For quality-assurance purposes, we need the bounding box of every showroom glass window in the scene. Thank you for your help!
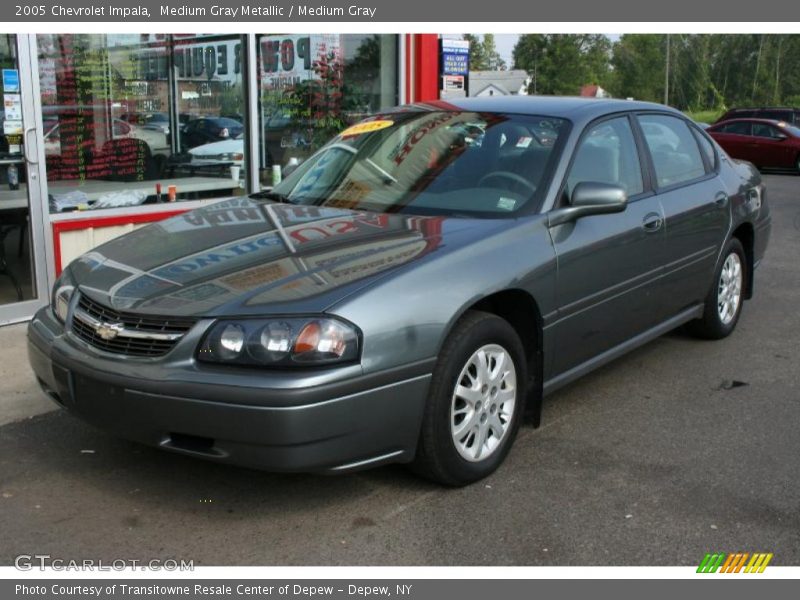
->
[638,114,706,188]
[36,34,246,212]
[256,34,398,186]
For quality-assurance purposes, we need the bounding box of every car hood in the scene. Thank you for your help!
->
[67,197,490,317]
[189,139,244,156]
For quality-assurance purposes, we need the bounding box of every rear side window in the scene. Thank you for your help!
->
[639,114,706,188]
[566,116,644,198]
[719,121,752,135]
[693,130,717,171]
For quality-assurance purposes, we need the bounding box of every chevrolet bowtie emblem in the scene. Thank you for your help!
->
[94,321,124,341]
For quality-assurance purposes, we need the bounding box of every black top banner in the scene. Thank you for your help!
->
[2,0,799,22]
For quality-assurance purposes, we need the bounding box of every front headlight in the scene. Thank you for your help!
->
[51,272,75,323]
[219,152,244,162]
[197,317,360,367]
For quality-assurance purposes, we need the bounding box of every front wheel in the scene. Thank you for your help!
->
[411,311,526,486]
[686,238,746,339]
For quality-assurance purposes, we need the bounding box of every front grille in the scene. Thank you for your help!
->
[70,294,196,357]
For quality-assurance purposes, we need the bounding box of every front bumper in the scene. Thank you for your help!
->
[27,307,431,473]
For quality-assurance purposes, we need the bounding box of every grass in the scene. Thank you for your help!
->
[683,109,725,124]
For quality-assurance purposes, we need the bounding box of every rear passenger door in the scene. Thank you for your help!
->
[548,115,668,377]
[636,113,729,314]
[717,121,754,162]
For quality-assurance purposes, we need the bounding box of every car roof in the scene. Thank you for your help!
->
[402,96,682,122]
[724,106,798,112]
[712,118,789,126]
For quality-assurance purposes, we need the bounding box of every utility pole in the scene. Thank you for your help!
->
[664,34,670,105]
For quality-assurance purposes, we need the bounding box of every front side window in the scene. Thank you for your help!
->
[752,122,782,139]
[267,111,569,217]
[639,114,706,188]
[566,116,643,198]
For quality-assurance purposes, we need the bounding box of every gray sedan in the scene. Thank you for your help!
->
[28,97,771,486]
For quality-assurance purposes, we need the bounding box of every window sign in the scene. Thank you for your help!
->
[441,39,469,76]
[2,68,20,92]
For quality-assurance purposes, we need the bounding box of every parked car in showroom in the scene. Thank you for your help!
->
[43,118,169,159]
[187,134,244,170]
[28,97,771,486]
[42,116,170,180]
[180,116,244,150]
[707,118,800,172]
[120,112,171,135]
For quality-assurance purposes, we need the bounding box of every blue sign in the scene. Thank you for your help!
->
[2,69,20,93]
[441,41,470,76]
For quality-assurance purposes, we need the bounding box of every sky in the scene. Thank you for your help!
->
[494,34,519,68]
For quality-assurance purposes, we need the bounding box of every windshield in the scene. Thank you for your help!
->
[266,111,569,217]
[781,123,800,137]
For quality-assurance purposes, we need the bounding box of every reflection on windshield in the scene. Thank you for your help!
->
[267,111,568,217]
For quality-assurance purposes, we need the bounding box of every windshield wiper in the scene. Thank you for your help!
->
[249,190,294,204]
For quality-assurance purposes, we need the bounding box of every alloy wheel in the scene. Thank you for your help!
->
[717,252,743,325]
[450,344,517,462]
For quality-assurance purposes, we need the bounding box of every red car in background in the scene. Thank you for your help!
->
[707,118,800,172]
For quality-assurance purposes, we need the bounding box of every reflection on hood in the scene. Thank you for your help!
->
[68,197,477,317]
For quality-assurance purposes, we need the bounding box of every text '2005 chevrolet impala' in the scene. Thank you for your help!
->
[28,97,771,486]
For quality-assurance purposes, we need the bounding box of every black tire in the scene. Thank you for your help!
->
[686,237,747,340]
[411,310,527,486]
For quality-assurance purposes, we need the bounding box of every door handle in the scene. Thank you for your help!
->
[642,212,663,232]
[714,193,729,208]
[23,126,38,165]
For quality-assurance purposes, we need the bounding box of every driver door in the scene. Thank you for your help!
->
[547,115,668,378]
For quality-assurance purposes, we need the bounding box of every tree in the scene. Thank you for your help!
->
[511,33,800,111]
[464,34,505,71]
[513,34,611,95]
[610,34,666,101]
[463,34,488,71]
[481,34,506,71]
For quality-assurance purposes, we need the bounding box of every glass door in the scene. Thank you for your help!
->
[0,34,48,325]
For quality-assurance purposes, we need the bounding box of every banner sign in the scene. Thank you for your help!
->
[441,39,470,76]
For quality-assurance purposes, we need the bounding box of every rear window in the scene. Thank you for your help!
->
[639,114,706,188]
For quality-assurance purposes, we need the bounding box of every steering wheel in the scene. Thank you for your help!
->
[477,171,537,194]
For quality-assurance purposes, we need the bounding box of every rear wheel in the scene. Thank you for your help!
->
[411,311,526,486]
[686,238,746,339]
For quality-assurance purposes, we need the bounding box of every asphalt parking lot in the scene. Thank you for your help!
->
[1,174,798,567]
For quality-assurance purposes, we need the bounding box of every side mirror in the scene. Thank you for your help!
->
[548,182,628,227]
[774,133,788,141]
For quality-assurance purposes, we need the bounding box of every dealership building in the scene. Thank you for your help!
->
[0,33,441,324]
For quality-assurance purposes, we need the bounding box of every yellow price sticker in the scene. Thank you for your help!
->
[340,120,394,137]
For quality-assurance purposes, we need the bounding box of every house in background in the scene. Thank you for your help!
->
[468,70,531,97]
[579,84,610,98]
